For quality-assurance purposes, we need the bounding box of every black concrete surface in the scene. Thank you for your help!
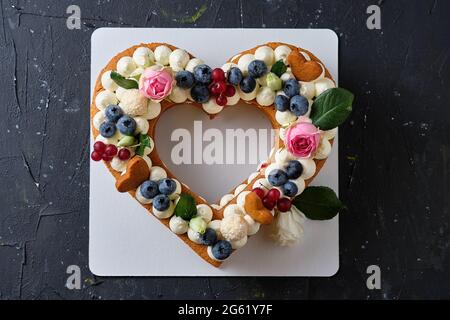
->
[0,0,449,299]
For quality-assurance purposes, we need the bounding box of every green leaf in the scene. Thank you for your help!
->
[310,87,354,131]
[271,60,287,77]
[175,193,197,221]
[293,186,346,220]
[110,71,139,89]
[135,134,151,156]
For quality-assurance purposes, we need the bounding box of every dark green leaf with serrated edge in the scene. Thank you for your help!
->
[271,60,288,77]
[310,87,354,131]
[135,134,151,156]
[110,71,139,89]
[293,186,346,220]
[175,193,197,221]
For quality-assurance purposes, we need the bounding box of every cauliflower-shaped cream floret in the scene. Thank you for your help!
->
[119,89,148,116]
[220,214,248,242]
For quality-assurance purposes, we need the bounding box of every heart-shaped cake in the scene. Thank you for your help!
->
[91,42,353,268]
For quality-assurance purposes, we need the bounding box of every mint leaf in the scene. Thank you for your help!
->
[110,71,139,89]
[293,186,346,220]
[135,134,151,156]
[175,193,197,221]
[310,87,354,131]
[271,60,287,77]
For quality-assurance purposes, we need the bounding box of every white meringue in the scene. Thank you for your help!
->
[299,158,316,180]
[256,86,275,107]
[154,45,172,66]
[203,98,223,115]
[275,110,297,126]
[255,46,275,66]
[315,77,336,96]
[169,216,189,235]
[237,54,255,74]
[220,194,235,207]
[149,166,167,181]
[144,100,162,120]
[101,70,119,92]
[274,45,292,62]
[300,81,316,100]
[134,116,150,135]
[185,58,204,73]
[169,86,189,103]
[93,111,106,130]
[314,137,332,160]
[133,47,154,68]
[169,49,190,72]
[153,201,175,219]
[95,90,118,110]
[117,56,137,77]
[196,204,213,223]
[230,236,248,249]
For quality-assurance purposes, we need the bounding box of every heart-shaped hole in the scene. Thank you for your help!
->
[155,103,274,203]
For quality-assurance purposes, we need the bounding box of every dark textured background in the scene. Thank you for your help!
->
[0,0,449,300]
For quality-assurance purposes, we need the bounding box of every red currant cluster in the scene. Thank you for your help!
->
[91,141,131,162]
[252,187,292,212]
[209,68,236,106]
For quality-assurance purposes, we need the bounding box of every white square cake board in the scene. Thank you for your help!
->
[89,28,339,276]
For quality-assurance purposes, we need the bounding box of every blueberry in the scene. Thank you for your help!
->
[268,169,289,187]
[158,178,177,195]
[99,121,116,138]
[175,71,195,89]
[290,95,309,116]
[153,194,171,212]
[117,115,137,136]
[227,67,243,86]
[140,180,159,199]
[193,64,213,85]
[211,240,233,260]
[240,76,256,93]
[105,105,124,123]
[248,60,268,78]
[191,84,210,103]
[286,160,303,179]
[274,95,290,112]
[200,228,217,246]
[282,182,299,197]
[283,79,300,98]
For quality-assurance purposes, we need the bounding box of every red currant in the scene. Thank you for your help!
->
[118,148,131,161]
[262,196,276,210]
[224,85,236,97]
[93,141,106,154]
[277,198,292,212]
[104,144,118,157]
[210,81,227,95]
[91,151,102,162]
[252,188,265,199]
[212,68,225,82]
[102,154,114,162]
[216,94,228,106]
[267,189,281,202]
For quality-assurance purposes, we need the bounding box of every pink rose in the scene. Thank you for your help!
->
[285,122,321,158]
[139,68,174,101]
